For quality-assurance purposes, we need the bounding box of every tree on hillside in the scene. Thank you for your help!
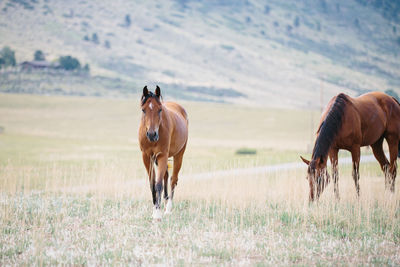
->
[104,40,111,49]
[34,50,45,61]
[336,3,341,13]
[0,46,16,68]
[92,33,99,44]
[316,21,321,31]
[264,5,270,14]
[83,63,90,73]
[58,55,81,71]
[319,0,328,13]
[356,0,400,22]
[125,14,131,27]
[354,18,360,28]
[294,16,300,27]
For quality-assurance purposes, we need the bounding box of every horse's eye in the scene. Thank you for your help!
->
[142,109,145,114]
[158,109,162,114]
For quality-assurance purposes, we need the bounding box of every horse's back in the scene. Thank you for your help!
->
[354,92,400,124]
[369,92,400,137]
[165,102,188,122]
[322,92,397,148]
[352,92,400,143]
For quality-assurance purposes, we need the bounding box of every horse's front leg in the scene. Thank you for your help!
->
[153,154,168,220]
[142,153,156,205]
[329,148,339,200]
[351,146,361,197]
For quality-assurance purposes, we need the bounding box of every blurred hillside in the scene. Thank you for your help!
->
[0,0,399,108]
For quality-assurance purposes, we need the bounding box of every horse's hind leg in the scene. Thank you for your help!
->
[385,135,398,192]
[166,143,187,214]
[371,136,389,172]
[351,146,361,197]
[371,136,390,188]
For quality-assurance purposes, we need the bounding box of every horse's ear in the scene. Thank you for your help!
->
[155,85,161,98]
[300,156,310,165]
[142,86,149,97]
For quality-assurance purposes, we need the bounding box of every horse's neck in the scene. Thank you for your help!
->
[160,107,172,131]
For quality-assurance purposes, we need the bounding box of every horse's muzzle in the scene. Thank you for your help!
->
[146,131,159,142]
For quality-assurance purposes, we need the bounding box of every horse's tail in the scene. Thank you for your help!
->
[398,141,400,158]
[392,97,400,158]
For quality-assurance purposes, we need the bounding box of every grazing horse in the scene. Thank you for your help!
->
[138,86,188,219]
[301,92,400,201]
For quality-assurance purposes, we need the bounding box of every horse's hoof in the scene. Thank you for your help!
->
[152,207,163,220]
[164,199,173,215]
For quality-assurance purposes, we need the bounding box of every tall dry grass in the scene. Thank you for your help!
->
[1,158,399,265]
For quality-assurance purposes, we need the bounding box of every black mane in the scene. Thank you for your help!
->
[312,93,348,162]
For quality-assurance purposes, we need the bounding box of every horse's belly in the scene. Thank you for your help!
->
[361,132,382,146]
[168,138,187,157]
[360,121,385,146]
[168,126,188,157]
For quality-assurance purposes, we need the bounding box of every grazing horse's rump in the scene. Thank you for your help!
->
[138,86,188,219]
[301,91,400,201]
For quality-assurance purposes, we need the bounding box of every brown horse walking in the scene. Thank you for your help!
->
[138,86,188,219]
[301,92,400,201]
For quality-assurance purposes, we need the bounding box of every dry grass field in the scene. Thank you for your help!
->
[1,93,399,265]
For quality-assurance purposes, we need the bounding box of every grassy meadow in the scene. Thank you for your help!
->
[0,93,399,265]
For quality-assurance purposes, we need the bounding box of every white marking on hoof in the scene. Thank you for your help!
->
[165,199,173,215]
[152,207,163,220]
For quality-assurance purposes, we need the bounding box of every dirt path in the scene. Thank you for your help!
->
[185,155,377,180]
[61,155,378,193]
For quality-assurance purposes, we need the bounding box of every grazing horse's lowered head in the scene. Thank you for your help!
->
[300,155,330,202]
[141,85,163,142]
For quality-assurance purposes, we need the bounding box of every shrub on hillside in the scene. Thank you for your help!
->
[235,148,257,155]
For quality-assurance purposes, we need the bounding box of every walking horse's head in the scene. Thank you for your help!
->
[141,86,163,142]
